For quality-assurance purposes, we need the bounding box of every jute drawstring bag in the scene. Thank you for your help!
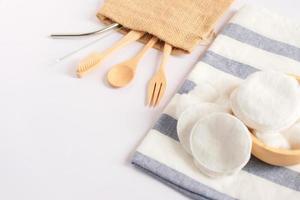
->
[97,0,234,55]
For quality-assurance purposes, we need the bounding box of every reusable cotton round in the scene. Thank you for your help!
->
[282,122,300,149]
[188,83,219,102]
[231,71,300,131]
[254,130,290,149]
[190,113,252,177]
[176,94,202,118]
[214,93,232,113]
[177,103,228,154]
[176,83,219,118]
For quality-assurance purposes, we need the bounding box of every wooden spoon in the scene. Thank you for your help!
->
[107,36,158,88]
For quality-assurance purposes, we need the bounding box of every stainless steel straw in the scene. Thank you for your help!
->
[55,26,122,62]
[50,23,120,38]
[50,23,122,61]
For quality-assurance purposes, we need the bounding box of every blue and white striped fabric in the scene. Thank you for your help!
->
[132,6,300,200]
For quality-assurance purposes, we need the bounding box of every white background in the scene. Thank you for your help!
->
[0,0,299,199]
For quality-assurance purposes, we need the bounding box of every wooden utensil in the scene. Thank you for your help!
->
[147,43,172,107]
[107,36,158,88]
[76,30,144,78]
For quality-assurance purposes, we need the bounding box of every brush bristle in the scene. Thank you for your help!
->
[76,53,101,76]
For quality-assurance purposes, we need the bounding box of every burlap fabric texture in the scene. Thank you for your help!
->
[97,0,234,55]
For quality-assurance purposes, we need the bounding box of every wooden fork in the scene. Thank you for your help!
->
[147,43,172,107]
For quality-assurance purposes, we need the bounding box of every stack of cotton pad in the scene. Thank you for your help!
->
[176,83,252,177]
[230,71,300,150]
[177,103,228,154]
[190,113,252,177]
[231,71,300,131]
[254,130,290,149]
[176,82,230,155]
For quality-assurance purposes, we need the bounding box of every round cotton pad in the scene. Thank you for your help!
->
[190,113,252,177]
[214,93,232,113]
[193,157,241,178]
[176,94,201,118]
[254,130,290,149]
[176,83,219,118]
[282,122,300,149]
[188,83,219,102]
[193,159,230,178]
[177,103,228,154]
[231,71,300,131]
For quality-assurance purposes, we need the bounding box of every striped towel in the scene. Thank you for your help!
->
[132,6,300,200]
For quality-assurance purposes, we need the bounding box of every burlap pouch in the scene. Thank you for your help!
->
[97,0,234,55]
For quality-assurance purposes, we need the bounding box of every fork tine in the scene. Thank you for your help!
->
[154,83,166,107]
[150,83,158,107]
[146,80,155,106]
[146,43,172,107]
[153,83,162,107]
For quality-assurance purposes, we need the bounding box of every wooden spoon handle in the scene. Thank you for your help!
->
[77,30,144,77]
[103,30,144,58]
[132,36,158,64]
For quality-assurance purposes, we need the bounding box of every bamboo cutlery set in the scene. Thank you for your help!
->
[52,0,235,107]
[77,30,171,107]
[53,28,171,107]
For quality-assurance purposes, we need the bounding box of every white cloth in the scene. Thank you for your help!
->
[132,6,300,200]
